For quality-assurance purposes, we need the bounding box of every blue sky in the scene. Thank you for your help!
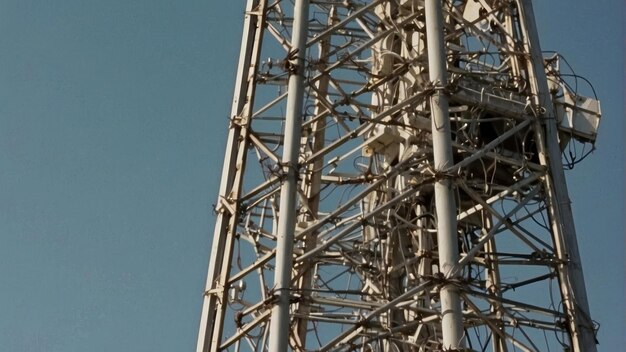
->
[0,1,622,351]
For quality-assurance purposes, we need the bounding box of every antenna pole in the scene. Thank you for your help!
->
[267,0,310,350]
[425,0,465,348]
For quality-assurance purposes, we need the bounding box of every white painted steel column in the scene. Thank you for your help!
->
[268,0,309,351]
[196,0,263,350]
[519,1,597,351]
[424,0,465,349]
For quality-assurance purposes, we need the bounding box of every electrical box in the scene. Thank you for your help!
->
[555,92,601,144]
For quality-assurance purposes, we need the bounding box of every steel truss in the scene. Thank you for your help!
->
[198,0,601,351]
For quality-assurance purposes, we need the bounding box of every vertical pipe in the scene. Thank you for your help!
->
[483,213,508,352]
[424,0,465,349]
[295,7,335,348]
[268,0,310,351]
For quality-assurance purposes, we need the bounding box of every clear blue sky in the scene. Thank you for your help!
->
[0,1,622,351]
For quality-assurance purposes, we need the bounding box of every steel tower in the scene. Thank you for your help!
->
[197,1,601,351]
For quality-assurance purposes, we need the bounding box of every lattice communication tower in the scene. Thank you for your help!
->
[197,0,601,351]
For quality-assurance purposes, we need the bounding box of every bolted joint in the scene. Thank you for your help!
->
[432,168,460,182]
[283,48,302,75]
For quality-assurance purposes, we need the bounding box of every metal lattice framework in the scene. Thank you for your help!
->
[197,0,601,351]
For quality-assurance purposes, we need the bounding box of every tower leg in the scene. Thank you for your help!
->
[518,1,597,350]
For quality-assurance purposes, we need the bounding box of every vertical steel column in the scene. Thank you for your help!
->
[518,1,597,351]
[196,0,264,350]
[267,0,310,351]
[483,214,508,352]
[294,7,335,348]
[424,0,465,349]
